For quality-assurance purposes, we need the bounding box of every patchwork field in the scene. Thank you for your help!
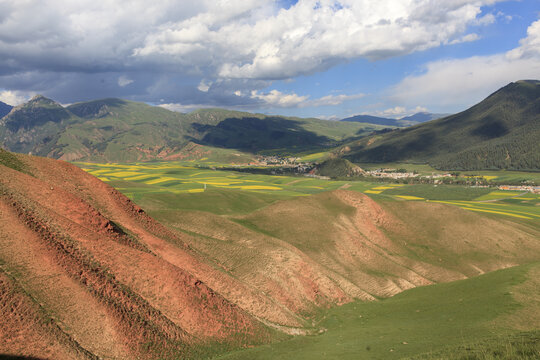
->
[77,162,540,221]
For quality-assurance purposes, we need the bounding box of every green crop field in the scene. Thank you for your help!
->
[77,161,380,212]
[77,162,540,221]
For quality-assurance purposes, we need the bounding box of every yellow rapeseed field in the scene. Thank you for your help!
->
[395,195,424,200]
[145,177,178,185]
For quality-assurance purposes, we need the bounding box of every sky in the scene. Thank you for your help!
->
[0,0,539,119]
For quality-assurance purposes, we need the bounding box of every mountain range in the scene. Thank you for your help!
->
[0,96,385,162]
[0,80,539,171]
[338,80,540,170]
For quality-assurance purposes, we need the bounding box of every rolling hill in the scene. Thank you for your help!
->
[340,80,540,170]
[0,101,12,119]
[0,97,385,162]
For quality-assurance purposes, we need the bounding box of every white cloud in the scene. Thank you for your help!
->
[129,0,501,80]
[473,12,496,26]
[0,90,34,106]
[0,0,512,108]
[117,75,134,87]
[250,90,308,107]
[449,33,480,45]
[197,79,211,92]
[306,93,366,107]
[250,89,365,108]
[391,18,540,112]
[368,105,428,118]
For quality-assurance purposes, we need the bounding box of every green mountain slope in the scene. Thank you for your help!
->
[341,80,540,170]
[0,98,383,162]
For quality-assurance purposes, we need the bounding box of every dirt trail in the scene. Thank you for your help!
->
[0,201,129,360]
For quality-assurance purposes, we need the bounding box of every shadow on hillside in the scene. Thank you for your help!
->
[471,117,509,139]
[67,98,128,118]
[189,116,336,152]
[347,130,437,163]
[0,355,47,360]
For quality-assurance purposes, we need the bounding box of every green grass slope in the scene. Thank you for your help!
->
[217,263,540,360]
[342,80,540,170]
[315,158,365,177]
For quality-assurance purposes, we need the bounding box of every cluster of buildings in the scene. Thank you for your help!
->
[498,185,540,194]
[364,168,419,179]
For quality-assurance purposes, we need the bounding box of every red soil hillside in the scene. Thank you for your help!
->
[0,152,280,360]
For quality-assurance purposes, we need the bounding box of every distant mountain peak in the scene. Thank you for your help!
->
[28,94,56,103]
[2,94,71,133]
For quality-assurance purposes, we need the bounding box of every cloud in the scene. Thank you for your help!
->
[391,18,540,112]
[117,76,134,87]
[250,90,308,107]
[449,33,480,45]
[197,79,211,92]
[137,0,500,80]
[0,90,34,106]
[367,105,428,118]
[250,89,364,108]
[0,0,503,107]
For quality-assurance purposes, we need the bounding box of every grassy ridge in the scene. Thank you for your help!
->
[73,161,540,359]
[342,81,540,170]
